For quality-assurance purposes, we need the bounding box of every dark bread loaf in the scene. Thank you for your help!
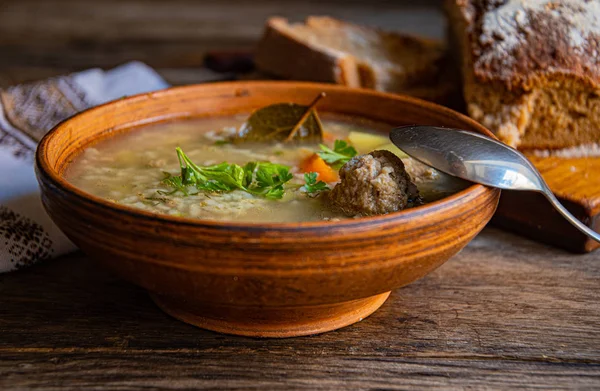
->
[446,0,600,151]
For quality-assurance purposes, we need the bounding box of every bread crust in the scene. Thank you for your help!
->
[254,17,361,87]
[447,0,600,149]
[451,0,600,91]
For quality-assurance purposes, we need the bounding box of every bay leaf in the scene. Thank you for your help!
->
[235,93,325,143]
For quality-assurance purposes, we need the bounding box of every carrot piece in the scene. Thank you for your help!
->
[300,154,339,182]
[322,131,337,143]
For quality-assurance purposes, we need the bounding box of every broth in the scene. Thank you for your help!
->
[65,114,467,222]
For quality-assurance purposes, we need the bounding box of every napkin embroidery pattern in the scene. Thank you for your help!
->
[0,76,91,157]
[0,127,31,160]
[0,61,169,273]
[0,205,53,269]
[0,79,83,271]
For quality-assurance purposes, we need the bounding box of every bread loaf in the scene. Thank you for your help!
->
[446,0,600,150]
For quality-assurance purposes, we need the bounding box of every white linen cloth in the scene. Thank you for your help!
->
[0,62,168,272]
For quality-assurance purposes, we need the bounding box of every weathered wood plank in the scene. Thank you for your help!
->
[1,229,599,389]
[1,352,599,390]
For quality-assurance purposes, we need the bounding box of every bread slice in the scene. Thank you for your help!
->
[446,0,600,150]
[254,16,455,102]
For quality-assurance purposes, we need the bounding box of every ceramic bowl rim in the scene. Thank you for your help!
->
[36,81,498,231]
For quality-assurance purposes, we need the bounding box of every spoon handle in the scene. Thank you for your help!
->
[542,190,600,243]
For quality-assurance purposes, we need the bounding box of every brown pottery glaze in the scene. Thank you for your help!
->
[36,82,500,337]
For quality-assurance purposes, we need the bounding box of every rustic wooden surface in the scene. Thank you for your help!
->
[1,0,600,389]
[495,156,600,253]
[2,229,600,389]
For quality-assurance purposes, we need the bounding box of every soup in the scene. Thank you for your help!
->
[66,114,467,222]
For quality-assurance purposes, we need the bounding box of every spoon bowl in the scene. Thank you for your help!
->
[390,125,600,243]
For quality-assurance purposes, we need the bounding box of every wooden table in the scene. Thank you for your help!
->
[2,229,599,389]
[1,1,599,389]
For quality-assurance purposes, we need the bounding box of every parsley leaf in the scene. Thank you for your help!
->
[303,172,330,194]
[160,147,294,200]
[317,140,357,167]
[245,162,294,199]
[159,172,189,195]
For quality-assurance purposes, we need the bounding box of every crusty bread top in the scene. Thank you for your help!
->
[451,0,600,91]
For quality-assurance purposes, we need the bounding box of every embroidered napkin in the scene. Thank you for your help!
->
[0,62,169,273]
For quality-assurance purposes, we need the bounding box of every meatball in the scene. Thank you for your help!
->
[328,150,421,216]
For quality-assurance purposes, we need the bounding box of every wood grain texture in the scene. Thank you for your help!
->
[530,156,600,215]
[1,229,599,389]
[495,156,600,253]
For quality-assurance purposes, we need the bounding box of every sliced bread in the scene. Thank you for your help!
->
[254,16,455,103]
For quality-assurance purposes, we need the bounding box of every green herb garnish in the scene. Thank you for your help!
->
[318,140,357,168]
[161,147,294,200]
[159,172,189,195]
[214,140,230,146]
[303,172,329,195]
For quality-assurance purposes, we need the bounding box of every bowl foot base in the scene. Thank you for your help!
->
[150,291,391,338]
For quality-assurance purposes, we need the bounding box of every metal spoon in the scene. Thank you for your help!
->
[390,125,600,243]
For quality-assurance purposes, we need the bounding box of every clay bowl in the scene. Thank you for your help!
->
[36,81,500,338]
